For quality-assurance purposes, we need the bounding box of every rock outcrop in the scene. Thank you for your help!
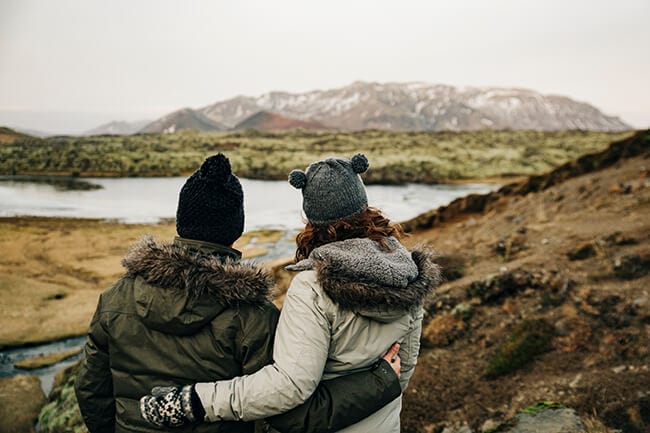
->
[0,374,46,433]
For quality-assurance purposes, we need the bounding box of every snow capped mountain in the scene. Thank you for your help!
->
[198,81,630,131]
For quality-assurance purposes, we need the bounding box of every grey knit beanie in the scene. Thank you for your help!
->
[288,154,369,225]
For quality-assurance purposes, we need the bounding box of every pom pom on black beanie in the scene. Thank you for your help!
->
[176,153,244,246]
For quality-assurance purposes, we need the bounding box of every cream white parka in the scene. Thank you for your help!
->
[195,237,441,432]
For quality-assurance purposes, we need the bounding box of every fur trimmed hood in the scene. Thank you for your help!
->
[287,237,441,315]
[122,235,273,306]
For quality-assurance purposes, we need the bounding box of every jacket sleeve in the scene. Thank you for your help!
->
[195,272,331,422]
[266,359,402,433]
[398,307,424,390]
[74,294,115,433]
[238,303,279,375]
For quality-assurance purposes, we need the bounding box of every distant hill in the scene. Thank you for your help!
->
[233,111,328,131]
[196,81,630,131]
[140,108,225,133]
[0,127,32,144]
[10,127,52,138]
[84,120,150,135]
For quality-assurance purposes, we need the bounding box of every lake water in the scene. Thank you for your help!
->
[0,176,497,229]
[0,336,86,395]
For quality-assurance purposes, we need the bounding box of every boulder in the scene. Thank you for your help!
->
[0,374,46,433]
[503,408,585,433]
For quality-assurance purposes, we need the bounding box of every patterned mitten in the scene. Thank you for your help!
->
[140,384,204,427]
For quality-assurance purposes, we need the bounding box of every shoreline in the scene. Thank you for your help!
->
[0,334,87,352]
[1,171,509,185]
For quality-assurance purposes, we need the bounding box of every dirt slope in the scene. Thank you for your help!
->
[399,131,650,432]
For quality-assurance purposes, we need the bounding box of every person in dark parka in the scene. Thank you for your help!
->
[74,153,402,433]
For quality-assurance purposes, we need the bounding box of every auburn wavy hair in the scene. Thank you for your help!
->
[295,207,405,261]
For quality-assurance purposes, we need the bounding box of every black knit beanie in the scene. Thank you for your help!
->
[176,154,244,246]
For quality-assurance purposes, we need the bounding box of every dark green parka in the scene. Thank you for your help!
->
[74,236,400,433]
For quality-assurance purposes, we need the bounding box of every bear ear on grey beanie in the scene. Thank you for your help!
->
[288,154,369,191]
[176,153,244,246]
[289,153,370,225]
[350,153,369,174]
[288,169,307,189]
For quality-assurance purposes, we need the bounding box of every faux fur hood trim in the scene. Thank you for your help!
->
[121,235,273,306]
[313,247,442,312]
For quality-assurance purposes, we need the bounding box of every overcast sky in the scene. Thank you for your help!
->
[1,0,648,134]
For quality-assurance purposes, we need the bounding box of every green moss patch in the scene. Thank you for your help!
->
[38,363,87,433]
[520,401,565,415]
[484,319,555,378]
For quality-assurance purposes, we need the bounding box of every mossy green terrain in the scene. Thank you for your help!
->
[0,129,632,183]
[38,364,87,433]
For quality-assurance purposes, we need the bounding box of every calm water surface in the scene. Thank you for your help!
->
[0,176,497,229]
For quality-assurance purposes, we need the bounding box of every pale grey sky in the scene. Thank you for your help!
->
[1,0,648,134]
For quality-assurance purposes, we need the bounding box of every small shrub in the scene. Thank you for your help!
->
[484,319,555,378]
[437,253,467,281]
[613,254,650,280]
[567,242,597,261]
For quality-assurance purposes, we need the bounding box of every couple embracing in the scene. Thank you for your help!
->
[74,152,441,433]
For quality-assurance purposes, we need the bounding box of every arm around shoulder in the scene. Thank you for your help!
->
[195,271,331,422]
[267,359,402,433]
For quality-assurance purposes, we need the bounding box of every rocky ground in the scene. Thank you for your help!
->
[397,130,650,432]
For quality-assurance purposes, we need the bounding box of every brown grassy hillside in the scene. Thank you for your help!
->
[398,130,650,432]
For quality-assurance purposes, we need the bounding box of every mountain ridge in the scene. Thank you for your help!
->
[82,81,632,134]
[198,81,630,131]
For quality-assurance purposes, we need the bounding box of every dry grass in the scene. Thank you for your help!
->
[14,348,82,370]
[0,217,283,348]
[583,416,618,433]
